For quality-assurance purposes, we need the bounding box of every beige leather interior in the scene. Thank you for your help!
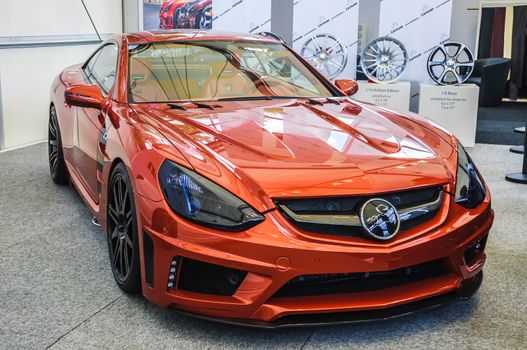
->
[203,68,261,99]
[129,57,169,102]
[129,55,266,102]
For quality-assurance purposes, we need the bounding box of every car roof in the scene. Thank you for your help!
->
[120,30,280,45]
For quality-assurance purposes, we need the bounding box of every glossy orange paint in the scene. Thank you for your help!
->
[335,79,359,96]
[64,84,104,109]
[50,30,493,326]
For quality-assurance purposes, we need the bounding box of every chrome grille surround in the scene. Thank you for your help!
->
[277,187,444,238]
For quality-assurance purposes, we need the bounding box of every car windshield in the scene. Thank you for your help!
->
[127,40,336,103]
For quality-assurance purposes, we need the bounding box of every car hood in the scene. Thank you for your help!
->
[133,98,456,204]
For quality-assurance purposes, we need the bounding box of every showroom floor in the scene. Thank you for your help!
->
[1,143,526,349]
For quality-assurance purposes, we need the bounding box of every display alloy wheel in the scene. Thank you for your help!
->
[427,42,474,85]
[48,105,68,185]
[198,4,212,29]
[107,163,141,293]
[301,33,348,79]
[360,36,408,84]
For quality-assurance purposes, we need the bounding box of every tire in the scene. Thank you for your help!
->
[48,105,68,185]
[107,163,142,293]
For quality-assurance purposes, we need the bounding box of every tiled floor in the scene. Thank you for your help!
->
[1,143,526,349]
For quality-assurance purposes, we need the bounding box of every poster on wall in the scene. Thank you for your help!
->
[378,0,453,106]
[143,0,213,30]
[292,0,360,80]
[143,0,271,34]
[213,0,271,33]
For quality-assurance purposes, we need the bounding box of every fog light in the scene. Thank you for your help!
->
[177,258,248,296]
[464,235,488,267]
[228,274,241,286]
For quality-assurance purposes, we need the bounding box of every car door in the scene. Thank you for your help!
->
[73,44,118,204]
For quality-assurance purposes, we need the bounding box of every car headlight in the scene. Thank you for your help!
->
[454,145,486,208]
[158,160,265,231]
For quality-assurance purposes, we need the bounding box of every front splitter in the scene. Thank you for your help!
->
[172,271,483,329]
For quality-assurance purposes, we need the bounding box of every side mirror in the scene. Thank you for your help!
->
[65,84,104,109]
[335,79,359,96]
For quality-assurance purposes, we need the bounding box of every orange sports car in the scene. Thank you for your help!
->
[49,30,493,328]
[159,0,190,29]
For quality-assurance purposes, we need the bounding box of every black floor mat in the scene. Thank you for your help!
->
[476,102,527,145]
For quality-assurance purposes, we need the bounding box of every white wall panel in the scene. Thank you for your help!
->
[379,0,453,109]
[0,0,122,150]
[292,0,360,80]
[213,0,272,33]
[450,0,479,54]
[379,0,453,83]
[0,0,121,38]
[0,45,98,149]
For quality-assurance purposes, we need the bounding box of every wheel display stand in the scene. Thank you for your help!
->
[510,126,525,154]
[510,146,524,154]
[354,81,411,111]
[418,84,479,147]
[506,121,527,184]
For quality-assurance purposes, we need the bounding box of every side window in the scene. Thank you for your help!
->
[84,44,118,95]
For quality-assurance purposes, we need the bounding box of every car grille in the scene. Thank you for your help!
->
[276,186,444,238]
[273,259,448,298]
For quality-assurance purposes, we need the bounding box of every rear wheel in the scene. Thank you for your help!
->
[107,163,141,293]
[48,105,68,185]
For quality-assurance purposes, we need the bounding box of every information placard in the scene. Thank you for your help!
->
[353,81,411,111]
[418,84,480,147]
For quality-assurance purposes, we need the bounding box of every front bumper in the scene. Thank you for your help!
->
[176,272,483,328]
[159,14,172,28]
[136,191,493,326]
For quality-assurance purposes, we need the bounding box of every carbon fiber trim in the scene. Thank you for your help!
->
[172,272,483,329]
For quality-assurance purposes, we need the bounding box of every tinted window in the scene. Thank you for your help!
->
[85,44,118,94]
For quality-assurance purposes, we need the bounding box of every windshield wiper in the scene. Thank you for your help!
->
[217,96,274,102]
[217,96,301,102]
[168,102,216,110]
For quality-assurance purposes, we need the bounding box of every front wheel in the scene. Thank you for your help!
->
[107,163,142,293]
[197,5,212,29]
[48,105,68,185]
[172,9,181,28]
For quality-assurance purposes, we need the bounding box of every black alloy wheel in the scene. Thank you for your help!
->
[198,5,212,29]
[107,163,141,293]
[48,105,68,184]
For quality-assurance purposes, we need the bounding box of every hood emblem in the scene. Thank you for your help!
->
[359,198,400,241]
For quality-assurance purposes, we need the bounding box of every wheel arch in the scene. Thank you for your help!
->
[108,157,126,179]
[49,102,58,128]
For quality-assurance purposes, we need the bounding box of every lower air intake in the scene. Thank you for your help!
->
[273,259,447,298]
[177,258,248,296]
